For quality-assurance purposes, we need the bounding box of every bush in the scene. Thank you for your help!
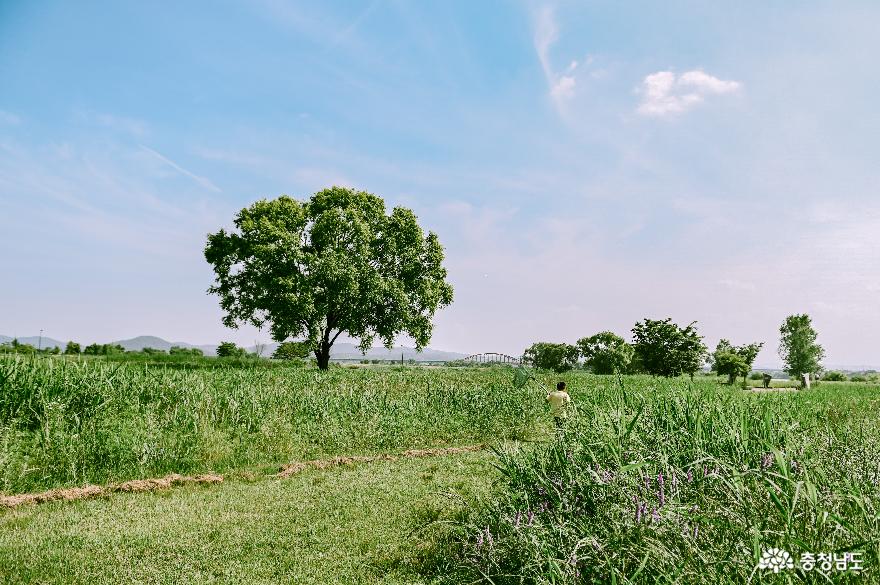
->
[822,371,847,382]
[749,371,764,380]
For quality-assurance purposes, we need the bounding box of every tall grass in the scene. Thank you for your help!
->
[446,377,880,583]
[0,356,544,493]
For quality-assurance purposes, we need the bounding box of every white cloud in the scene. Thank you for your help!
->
[139,145,221,193]
[550,75,576,101]
[533,6,577,110]
[637,70,741,116]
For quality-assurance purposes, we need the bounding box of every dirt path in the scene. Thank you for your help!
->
[0,444,486,510]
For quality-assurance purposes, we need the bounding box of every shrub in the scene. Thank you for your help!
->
[822,371,847,382]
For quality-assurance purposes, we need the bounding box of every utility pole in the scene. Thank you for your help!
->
[38,329,43,352]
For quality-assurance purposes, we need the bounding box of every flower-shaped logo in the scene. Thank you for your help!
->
[758,548,794,573]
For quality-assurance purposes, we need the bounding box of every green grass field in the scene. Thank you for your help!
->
[1,356,879,583]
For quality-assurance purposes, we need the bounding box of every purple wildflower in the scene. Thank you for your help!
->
[527,510,535,526]
[761,453,773,470]
[687,469,694,483]
[652,508,661,523]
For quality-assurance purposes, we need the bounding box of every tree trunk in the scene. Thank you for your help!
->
[315,342,331,370]
[728,373,735,385]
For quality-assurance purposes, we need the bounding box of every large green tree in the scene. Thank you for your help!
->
[577,331,634,374]
[711,339,763,384]
[205,188,454,369]
[778,314,824,380]
[631,318,708,378]
[522,342,579,373]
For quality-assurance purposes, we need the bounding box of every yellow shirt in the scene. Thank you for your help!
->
[546,390,572,418]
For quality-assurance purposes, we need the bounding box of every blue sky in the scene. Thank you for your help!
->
[2,1,878,366]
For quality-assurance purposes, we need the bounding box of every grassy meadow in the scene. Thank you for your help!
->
[1,355,879,583]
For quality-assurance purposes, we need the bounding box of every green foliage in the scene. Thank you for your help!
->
[778,314,825,379]
[0,356,546,492]
[748,371,765,380]
[631,318,708,377]
[576,331,633,374]
[169,346,203,357]
[204,187,454,369]
[0,339,37,355]
[272,341,311,360]
[823,370,847,381]
[450,378,880,583]
[139,347,166,355]
[712,351,749,384]
[711,339,763,383]
[216,341,247,358]
[82,343,125,356]
[522,342,579,373]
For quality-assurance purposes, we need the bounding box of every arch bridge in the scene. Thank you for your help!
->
[461,352,522,365]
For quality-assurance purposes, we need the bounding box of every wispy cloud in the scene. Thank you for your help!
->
[637,70,741,116]
[139,145,221,193]
[533,6,577,111]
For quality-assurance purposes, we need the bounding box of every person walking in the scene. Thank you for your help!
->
[546,381,572,431]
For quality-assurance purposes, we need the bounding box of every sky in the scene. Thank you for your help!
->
[1,1,878,367]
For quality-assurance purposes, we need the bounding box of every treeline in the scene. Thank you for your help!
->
[0,340,205,357]
[524,313,826,383]
[1,338,311,362]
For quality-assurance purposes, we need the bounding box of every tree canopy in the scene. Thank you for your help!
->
[273,341,311,361]
[631,318,708,378]
[711,339,763,384]
[523,342,579,373]
[577,331,633,374]
[778,314,824,380]
[204,187,453,369]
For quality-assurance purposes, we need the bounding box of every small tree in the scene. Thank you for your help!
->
[822,371,847,382]
[522,342,579,373]
[204,188,453,369]
[577,331,633,374]
[631,318,708,378]
[711,339,763,384]
[778,314,824,381]
[216,342,246,358]
[64,341,81,355]
[273,341,311,360]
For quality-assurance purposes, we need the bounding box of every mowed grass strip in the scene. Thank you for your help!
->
[0,449,495,585]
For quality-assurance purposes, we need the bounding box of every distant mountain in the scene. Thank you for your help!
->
[0,335,65,349]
